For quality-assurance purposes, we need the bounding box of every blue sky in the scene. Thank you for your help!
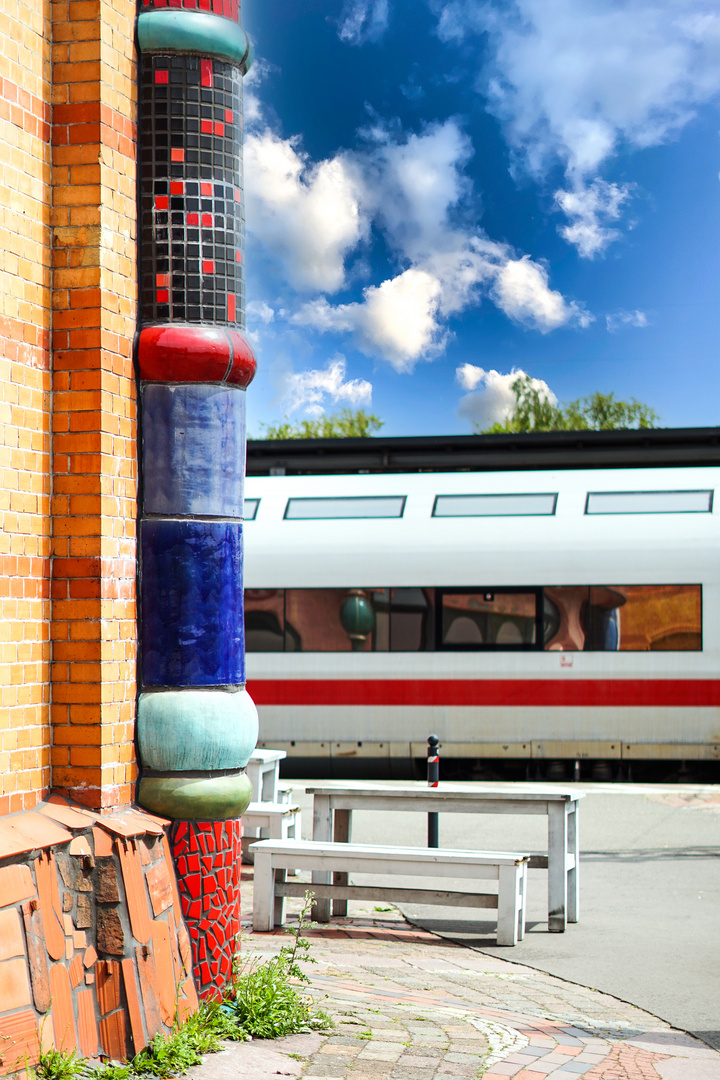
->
[241,0,720,437]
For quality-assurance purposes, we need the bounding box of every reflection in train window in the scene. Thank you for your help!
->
[438,590,540,650]
[245,585,702,651]
[371,588,434,651]
[543,585,702,651]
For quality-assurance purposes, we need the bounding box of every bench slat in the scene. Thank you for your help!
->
[276,881,499,908]
[249,840,528,866]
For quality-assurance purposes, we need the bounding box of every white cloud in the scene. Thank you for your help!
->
[369,120,474,256]
[491,256,593,331]
[280,355,373,416]
[605,309,649,332]
[244,115,590,368]
[293,269,445,372]
[554,180,631,259]
[294,239,589,370]
[244,131,367,292]
[337,0,389,44]
[246,300,275,324]
[433,0,720,254]
[456,365,557,431]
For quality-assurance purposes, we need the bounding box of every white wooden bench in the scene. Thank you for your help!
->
[241,802,302,864]
[250,839,529,946]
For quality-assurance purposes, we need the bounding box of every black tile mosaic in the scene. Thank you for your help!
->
[138,53,245,328]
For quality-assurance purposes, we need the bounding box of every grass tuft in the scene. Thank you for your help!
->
[221,893,331,1039]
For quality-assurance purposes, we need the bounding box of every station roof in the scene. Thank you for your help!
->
[246,427,720,476]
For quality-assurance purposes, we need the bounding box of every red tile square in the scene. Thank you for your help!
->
[171,148,184,162]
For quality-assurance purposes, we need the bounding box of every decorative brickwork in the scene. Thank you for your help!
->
[0,799,197,1071]
[0,1,53,812]
[50,0,139,809]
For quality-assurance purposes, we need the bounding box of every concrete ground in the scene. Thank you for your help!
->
[187,844,720,1080]
[278,781,720,1048]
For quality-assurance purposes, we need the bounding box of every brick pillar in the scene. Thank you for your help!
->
[0,1,53,812]
[50,0,139,809]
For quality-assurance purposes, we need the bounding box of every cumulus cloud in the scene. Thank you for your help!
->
[456,364,557,431]
[284,120,589,369]
[293,269,446,372]
[368,120,474,256]
[246,300,275,324]
[491,256,593,331]
[432,0,720,255]
[294,238,589,371]
[605,309,649,332]
[244,113,590,368]
[554,180,631,259]
[244,131,367,292]
[280,355,373,416]
[337,0,389,44]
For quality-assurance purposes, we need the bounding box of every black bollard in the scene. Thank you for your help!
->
[427,734,439,847]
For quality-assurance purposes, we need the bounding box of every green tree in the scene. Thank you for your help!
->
[482,375,659,433]
[261,408,384,439]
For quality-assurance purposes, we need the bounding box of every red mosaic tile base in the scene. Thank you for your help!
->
[139,0,240,23]
[170,820,241,999]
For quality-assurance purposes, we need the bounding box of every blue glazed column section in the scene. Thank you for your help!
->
[142,384,246,519]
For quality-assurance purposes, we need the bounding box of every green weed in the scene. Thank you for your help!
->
[221,893,331,1039]
[32,1048,88,1080]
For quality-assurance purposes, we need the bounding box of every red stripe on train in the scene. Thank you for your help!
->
[246,678,720,708]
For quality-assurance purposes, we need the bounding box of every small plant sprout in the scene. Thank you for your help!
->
[221,892,331,1039]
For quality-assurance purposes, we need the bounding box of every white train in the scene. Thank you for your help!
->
[242,431,720,779]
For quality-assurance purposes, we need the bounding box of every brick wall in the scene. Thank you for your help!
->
[0,1,53,812]
[50,0,139,809]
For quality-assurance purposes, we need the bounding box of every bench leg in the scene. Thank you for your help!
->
[274,868,286,927]
[567,802,579,923]
[497,863,521,946]
[252,851,275,931]
[548,802,568,933]
[332,808,352,917]
[517,861,527,942]
[312,796,333,922]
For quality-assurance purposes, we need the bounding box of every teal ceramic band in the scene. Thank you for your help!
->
[137,689,258,773]
[138,771,253,821]
[137,10,253,72]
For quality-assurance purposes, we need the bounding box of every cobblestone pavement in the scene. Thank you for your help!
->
[191,868,720,1080]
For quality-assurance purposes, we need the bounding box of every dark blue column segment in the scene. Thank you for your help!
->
[141,519,245,686]
[142,383,246,518]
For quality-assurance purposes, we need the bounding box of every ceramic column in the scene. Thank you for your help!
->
[134,0,257,999]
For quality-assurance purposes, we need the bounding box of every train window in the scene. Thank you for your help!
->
[438,590,541,650]
[433,493,557,517]
[542,585,703,651]
[244,590,286,651]
[389,588,434,651]
[244,498,259,520]
[284,589,388,651]
[585,490,713,514]
[284,496,406,519]
[606,585,702,651]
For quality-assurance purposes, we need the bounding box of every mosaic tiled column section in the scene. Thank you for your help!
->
[134,0,258,999]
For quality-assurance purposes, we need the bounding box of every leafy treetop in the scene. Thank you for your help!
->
[261,409,384,439]
[482,375,659,433]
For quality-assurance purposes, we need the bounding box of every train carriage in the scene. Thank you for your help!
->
[243,429,720,779]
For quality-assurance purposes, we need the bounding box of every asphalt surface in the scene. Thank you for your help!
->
[285,781,720,1050]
